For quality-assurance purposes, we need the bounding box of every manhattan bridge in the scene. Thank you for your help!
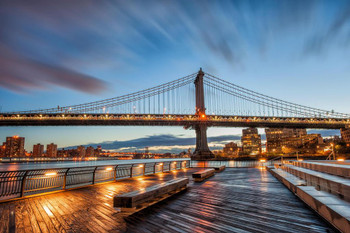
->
[1,69,349,159]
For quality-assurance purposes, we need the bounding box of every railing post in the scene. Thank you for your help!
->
[63,168,70,190]
[20,171,28,197]
[92,167,98,184]
[161,163,164,173]
[143,163,146,176]
[130,165,134,178]
[153,163,156,174]
[114,165,118,181]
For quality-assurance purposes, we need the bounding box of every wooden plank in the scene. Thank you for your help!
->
[0,168,334,233]
[114,178,189,208]
[192,169,215,182]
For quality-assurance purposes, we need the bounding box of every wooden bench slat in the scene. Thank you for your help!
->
[192,169,215,182]
[114,178,189,208]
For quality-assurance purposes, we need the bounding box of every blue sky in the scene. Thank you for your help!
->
[0,0,349,152]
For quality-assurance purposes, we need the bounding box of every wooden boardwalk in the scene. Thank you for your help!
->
[0,168,334,233]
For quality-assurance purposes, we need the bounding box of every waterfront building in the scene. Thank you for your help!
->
[86,146,94,157]
[223,142,240,157]
[4,136,25,157]
[341,128,350,145]
[241,127,261,156]
[0,142,6,157]
[265,128,307,154]
[77,146,86,157]
[47,143,58,157]
[281,133,324,155]
[33,143,44,157]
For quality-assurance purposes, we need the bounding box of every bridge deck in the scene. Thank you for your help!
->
[0,168,334,233]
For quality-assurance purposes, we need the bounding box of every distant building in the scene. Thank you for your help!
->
[86,146,94,157]
[265,128,307,154]
[223,142,240,157]
[95,146,102,157]
[57,148,68,157]
[4,136,25,157]
[46,143,58,157]
[77,146,86,157]
[0,142,6,157]
[241,128,261,156]
[341,128,350,145]
[33,144,44,157]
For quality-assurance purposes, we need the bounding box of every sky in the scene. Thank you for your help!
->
[1,0,350,152]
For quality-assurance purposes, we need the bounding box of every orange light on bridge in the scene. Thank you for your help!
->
[201,114,206,118]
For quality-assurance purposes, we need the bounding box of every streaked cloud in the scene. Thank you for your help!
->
[1,0,350,94]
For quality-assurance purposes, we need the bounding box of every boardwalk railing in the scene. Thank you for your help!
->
[190,160,283,168]
[0,160,190,201]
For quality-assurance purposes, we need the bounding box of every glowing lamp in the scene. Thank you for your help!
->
[45,172,57,176]
[139,165,144,168]
[337,158,345,162]
[297,159,303,161]
[106,167,113,171]
[159,163,163,166]
[259,159,266,163]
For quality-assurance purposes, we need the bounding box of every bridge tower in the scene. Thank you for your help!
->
[192,68,215,160]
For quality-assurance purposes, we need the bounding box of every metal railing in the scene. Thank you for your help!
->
[190,160,283,168]
[0,160,189,201]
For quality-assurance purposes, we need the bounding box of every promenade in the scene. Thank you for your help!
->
[0,168,333,233]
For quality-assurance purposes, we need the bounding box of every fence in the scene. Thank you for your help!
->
[0,160,189,201]
[190,160,283,168]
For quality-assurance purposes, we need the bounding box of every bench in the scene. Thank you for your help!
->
[113,177,189,210]
[214,166,226,173]
[192,169,215,182]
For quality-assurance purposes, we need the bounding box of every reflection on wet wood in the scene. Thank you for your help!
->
[0,168,334,233]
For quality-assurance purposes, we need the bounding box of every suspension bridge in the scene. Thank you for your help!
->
[1,69,349,159]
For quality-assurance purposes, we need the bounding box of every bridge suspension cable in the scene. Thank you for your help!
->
[5,70,349,119]
[204,72,350,119]
[9,73,197,115]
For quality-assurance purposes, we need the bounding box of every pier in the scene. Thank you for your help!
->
[0,164,335,233]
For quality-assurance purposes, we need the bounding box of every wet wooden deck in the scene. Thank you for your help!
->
[0,168,334,233]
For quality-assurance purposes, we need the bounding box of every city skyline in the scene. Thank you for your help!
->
[0,128,340,154]
[1,1,350,152]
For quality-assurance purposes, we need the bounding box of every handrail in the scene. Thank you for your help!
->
[0,160,190,202]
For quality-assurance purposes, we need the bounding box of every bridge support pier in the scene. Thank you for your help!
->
[192,68,214,160]
[192,124,214,160]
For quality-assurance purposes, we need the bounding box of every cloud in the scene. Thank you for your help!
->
[65,134,241,153]
[0,46,107,94]
[1,0,350,96]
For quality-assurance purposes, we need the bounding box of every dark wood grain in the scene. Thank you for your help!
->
[0,168,335,233]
